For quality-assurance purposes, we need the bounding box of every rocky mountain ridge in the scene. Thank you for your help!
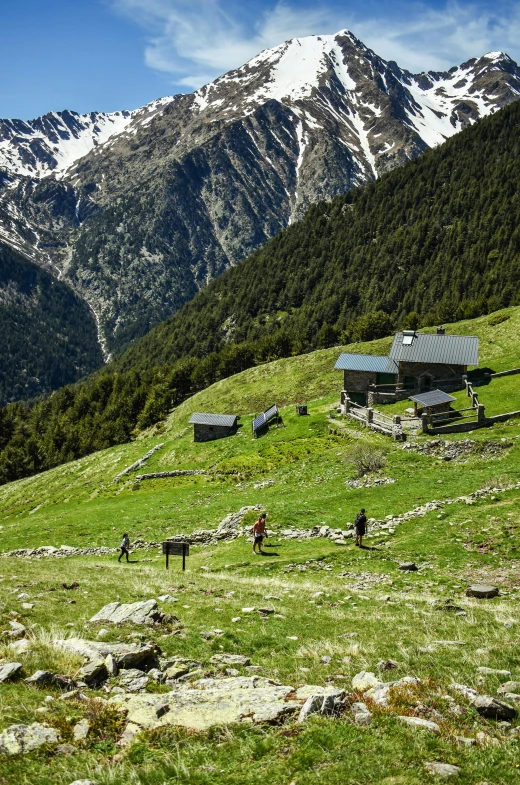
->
[1,30,520,362]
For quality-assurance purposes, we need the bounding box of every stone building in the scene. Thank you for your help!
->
[335,329,478,406]
[189,412,238,442]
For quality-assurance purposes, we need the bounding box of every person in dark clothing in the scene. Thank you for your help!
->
[355,509,367,547]
[118,533,130,563]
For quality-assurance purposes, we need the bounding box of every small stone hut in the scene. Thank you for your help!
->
[335,329,478,406]
[189,412,238,443]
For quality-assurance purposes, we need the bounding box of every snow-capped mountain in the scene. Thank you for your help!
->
[0,97,174,178]
[1,30,520,363]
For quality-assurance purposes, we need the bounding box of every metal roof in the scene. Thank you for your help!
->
[389,332,478,366]
[334,353,398,374]
[253,404,278,433]
[409,390,456,407]
[189,412,237,427]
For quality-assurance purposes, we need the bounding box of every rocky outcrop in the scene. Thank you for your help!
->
[110,676,302,741]
[54,638,157,669]
[89,599,174,627]
[0,723,59,755]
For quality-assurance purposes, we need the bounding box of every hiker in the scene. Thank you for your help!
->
[355,508,367,547]
[118,532,130,563]
[252,512,268,554]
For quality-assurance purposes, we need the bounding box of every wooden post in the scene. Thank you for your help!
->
[166,551,169,570]
[182,544,186,572]
[366,408,373,424]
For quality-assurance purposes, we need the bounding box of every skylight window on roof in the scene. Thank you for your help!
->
[402,332,415,345]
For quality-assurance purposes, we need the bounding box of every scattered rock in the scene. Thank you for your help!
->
[7,621,26,639]
[466,585,499,599]
[105,653,118,678]
[399,563,418,572]
[0,723,59,755]
[72,719,90,742]
[477,667,511,676]
[119,669,149,692]
[455,736,476,746]
[9,639,30,655]
[79,659,108,687]
[158,594,178,602]
[0,662,22,683]
[352,671,382,692]
[472,695,518,721]
[69,779,97,784]
[399,716,440,732]
[62,582,80,590]
[377,660,398,672]
[24,670,55,686]
[54,638,157,670]
[89,600,173,626]
[351,701,372,725]
[497,681,520,695]
[210,654,251,667]
[425,762,461,777]
[296,686,345,722]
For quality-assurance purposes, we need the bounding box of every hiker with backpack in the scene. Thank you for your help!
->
[354,508,367,547]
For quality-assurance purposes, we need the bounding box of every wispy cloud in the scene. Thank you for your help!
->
[110,0,520,91]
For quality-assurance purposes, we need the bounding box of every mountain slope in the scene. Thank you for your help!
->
[114,97,520,372]
[1,31,519,357]
[1,82,519,483]
[0,241,103,405]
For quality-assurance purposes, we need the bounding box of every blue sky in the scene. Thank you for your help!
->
[2,0,520,119]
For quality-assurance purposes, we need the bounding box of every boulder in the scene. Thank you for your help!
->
[472,695,518,721]
[352,671,382,692]
[0,662,22,683]
[72,719,90,742]
[465,585,499,599]
[0,723,59,755]
[9,639,30,655]
[79,659,108,687]
[210,654,251,667]
[297,690,344,722]
[89,599,170,626]
[399,716,440,732]
[351,701,372,725]
[497,681,520,695]
[399,563,418,572]
[476,667,511,676]
[110,676,300,738]
[425,762,461,777]
[24,670,55,686]
[54,638,156,669]
[8,621,26,639]
[119,669,149,692]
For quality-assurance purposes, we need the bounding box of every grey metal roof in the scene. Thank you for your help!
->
[253,404,278,432]
[409,390,456,407]
[334,353,398,374]
[389,332,478,366]
[189,412,237,427]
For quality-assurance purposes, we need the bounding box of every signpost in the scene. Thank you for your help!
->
[162,541,190,571]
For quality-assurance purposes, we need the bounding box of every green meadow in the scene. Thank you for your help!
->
[1,308,520,783]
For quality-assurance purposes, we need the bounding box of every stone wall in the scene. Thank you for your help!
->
[193,424,236,443]
[398,362,465,386]
[342,370,377,392]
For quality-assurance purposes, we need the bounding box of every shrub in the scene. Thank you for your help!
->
[345,443,387,477]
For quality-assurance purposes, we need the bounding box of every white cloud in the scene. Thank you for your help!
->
[110,0,520,91]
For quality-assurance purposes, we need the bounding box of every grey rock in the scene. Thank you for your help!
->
[111,676,300,738]
[472,695,518,721]
[68,781,98,785]
[297,688,345,722]
[225,668,240,677]
[24,670,55,686]
[0,722,59,755]
[425,762,461,777]
[148,668,165,683]
[104,653,118,678]
[72,719,90,742]
[89,599,169,626]
[0,662,22,683]
[8,621,26,639]
[476,667,511,676]
[399,563,418,571]
[79,659,108,687]
[118,669,150,692]
[377,659,398,672]
[351,701,372,725]
[398,716,440,732]
[9,639,30,655]
[55,744,77,755]
[454,736,476,746]
[503,693,520,703]
[210,654,251,667]
[497,681,520,695]
[54,638,156,669]
[465,585,499,599]
[352,671,382,692]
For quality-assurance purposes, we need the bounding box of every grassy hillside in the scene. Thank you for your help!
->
[1,314,520,783]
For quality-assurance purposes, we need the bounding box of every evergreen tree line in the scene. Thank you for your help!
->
[1,99,520,484]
